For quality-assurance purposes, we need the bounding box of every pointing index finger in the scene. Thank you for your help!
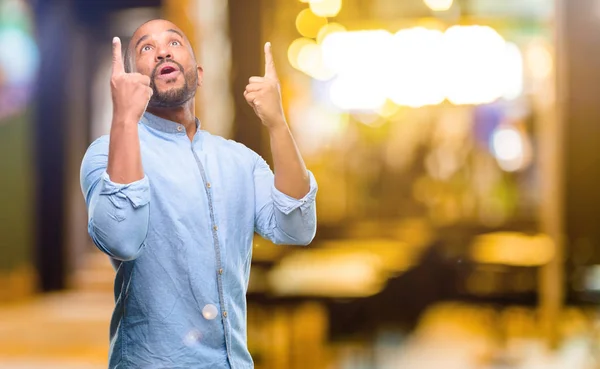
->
[112,37,125,75]
[264,42,278,80]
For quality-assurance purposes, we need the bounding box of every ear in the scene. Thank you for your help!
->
[197,65,204,87]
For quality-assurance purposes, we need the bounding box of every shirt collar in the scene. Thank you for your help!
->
[141,112,201,134]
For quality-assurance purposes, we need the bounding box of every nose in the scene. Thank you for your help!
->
[156,47,172,62]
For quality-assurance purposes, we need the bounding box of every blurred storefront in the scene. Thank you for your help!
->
[0,0,38,300]
[4,0,600,368]
[233,0,598,367]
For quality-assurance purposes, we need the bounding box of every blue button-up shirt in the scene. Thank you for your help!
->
[80,112,318,369]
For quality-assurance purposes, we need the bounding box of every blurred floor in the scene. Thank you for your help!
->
[0,251,113,369]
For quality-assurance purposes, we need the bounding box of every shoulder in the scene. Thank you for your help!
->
[86,135,110,154]
[80,135,110,190]
[81,135,110,170]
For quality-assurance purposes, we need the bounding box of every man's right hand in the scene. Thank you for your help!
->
[110,37,153,124]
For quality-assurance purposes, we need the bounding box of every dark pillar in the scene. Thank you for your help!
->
[33,0,76,291]
[559,0,600,277]
[228,0,267,156]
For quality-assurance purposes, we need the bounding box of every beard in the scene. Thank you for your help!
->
[148,60,198,109]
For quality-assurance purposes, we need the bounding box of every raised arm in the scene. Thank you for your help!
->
[81,137,151,261]
[245,42,317,245]
[79,37,154,261]
[107,36,152,184]
[244,42,311,199]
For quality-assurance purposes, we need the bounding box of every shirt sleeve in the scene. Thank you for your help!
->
[253,154,318,245]
[80,136,151,261]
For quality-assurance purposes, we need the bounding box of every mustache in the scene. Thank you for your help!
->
[151,59,185,79]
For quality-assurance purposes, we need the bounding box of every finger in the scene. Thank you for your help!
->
[249,76,265,84]
[112,37,125,76]
[147,87,154,98]
[264,42,278,80]
[244,92,257,105]
[245,83,262,93]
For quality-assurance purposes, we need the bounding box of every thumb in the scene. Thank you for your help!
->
[112,37,125,75]
[264,42,278,80]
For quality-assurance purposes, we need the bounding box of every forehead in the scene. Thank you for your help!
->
[131,20,186,45]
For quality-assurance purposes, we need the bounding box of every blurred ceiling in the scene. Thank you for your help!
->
[338,0,553,26]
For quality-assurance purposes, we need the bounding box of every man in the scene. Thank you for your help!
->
[80,19,317,369]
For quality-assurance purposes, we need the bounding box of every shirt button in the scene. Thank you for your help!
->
[213,225,218,231]
[218,268,223,275]
[177,126,183,132]
[222,311,228,318]
[207,182,211,188]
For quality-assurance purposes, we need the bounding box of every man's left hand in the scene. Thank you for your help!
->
[245,42,286,130]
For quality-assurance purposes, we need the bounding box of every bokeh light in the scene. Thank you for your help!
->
[442,25,510,105]
[0,28,38,85]
[501,42,524,100]
[309,25,524,110]
[388,27,446,108]
[491,125,531,172]
[297,42,335,81]
[423,0,454,12]
[295,8,327,39]
[316,22,346,44]
[288,37,315,71]
[202,304,219,320]
[322,30,392,110]
[183,329,202,346]
[471,232,555,266]
[309,0,342,18]
[0,0,39,121]
[526,40,553,81]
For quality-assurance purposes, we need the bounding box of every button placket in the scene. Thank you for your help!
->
[191,149,231,357]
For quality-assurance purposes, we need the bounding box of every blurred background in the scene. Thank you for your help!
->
[2,0,600,368]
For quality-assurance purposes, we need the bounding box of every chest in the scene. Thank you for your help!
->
[139,139,255,221]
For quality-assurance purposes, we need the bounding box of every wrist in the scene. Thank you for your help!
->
[264,117,288,132]
[111,119,140,136]
[112,113,141,127]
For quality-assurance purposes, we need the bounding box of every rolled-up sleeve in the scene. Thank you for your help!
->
[80,137,151,261]
[253,155,318,246]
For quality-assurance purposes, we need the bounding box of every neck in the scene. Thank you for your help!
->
[147,100,197,138]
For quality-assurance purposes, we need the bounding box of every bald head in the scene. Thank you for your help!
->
[119,18,202,109]
[124,19,196,73]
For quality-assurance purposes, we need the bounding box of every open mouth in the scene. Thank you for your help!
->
[159,65,178,76]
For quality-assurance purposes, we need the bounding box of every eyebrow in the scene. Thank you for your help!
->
[167,29,184,39]
[134,29,185,50]
[134,35,149,50]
